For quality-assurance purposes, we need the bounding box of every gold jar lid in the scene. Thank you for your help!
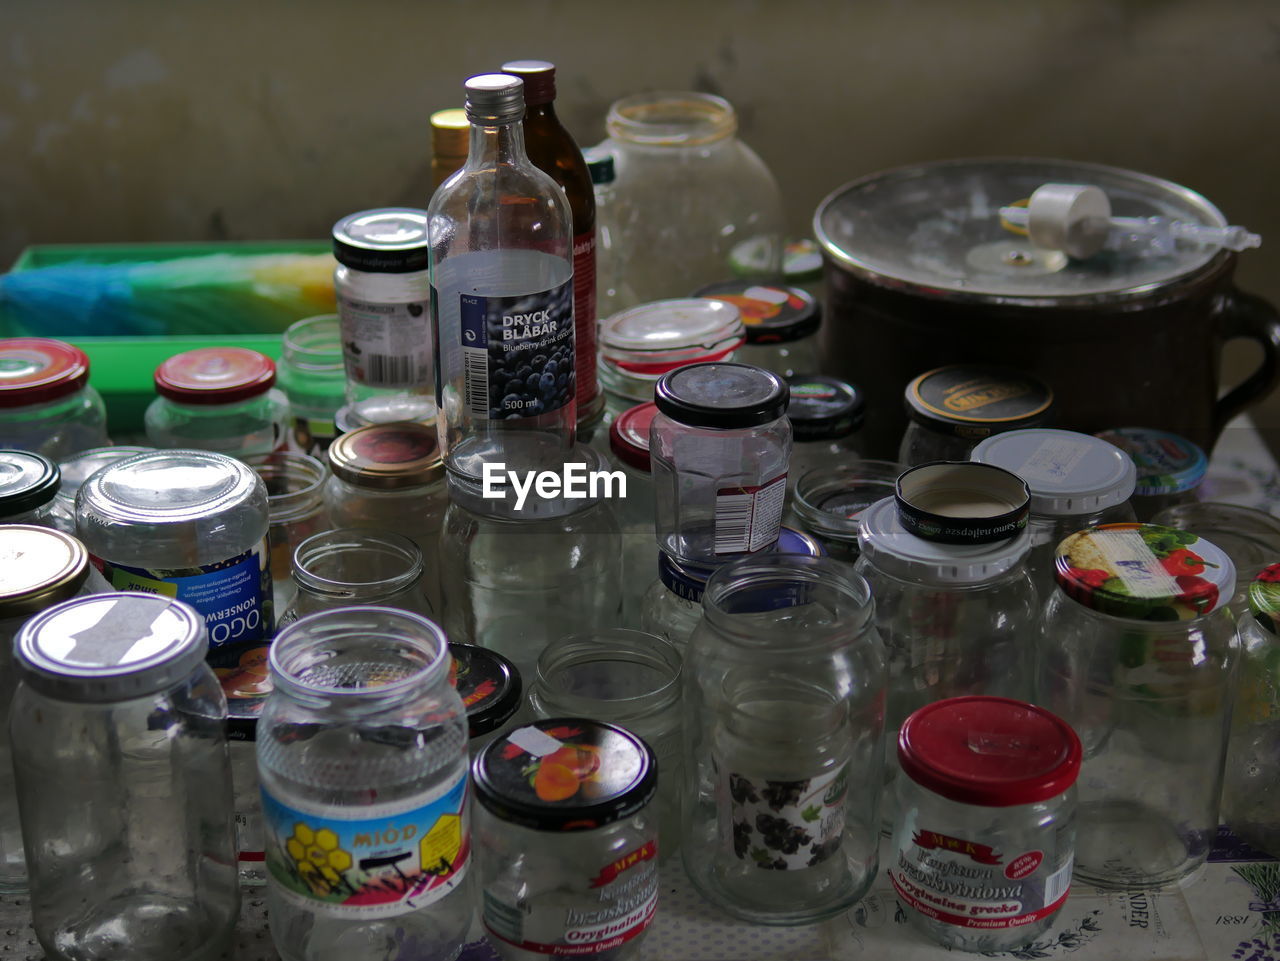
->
[0,525,91,618]
[327,422,444,490]
[431,108,469,158]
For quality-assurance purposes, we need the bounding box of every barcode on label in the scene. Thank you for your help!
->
[1044,858,1072,905]
[714,474,788,554]
[714,493,753,554]
[463,347,490,417]
[365,353,415,387]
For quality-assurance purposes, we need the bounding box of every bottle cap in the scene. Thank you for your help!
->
[609,401,658,473]
[0,339,91,407]
[0,525,90,618]
[327,422,444,490]
[584,149,616,186]
[0,450,60,515]
[894,461,1030,545]
[154,347,277,405]
[332,208,431,273]
[972,428,1136,516]
[500,60,556,106]
[655,362,788,430]
[465,73,524,125]
[904,365,1053,439]
[785,375,864,441]
[449,642,523,739]
[694,281,821,345]
[430,108,470,158]
[1093,428,1207,496]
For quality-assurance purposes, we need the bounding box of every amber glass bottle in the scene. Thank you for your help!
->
[430,108,469,190]
[501,59,603,430]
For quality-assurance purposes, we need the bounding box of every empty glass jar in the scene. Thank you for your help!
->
[0,338,109,460]
[244,450,330,612]
[783,375,865,490]
[788,458,900,562]
[608,400,658,620]
[47,445,151,533]
[280,528,434,624]
[278,314,346,456]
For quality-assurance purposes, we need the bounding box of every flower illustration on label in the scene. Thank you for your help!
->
[724,765,848,870]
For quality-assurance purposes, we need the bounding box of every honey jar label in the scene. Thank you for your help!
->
[719,763,848,870]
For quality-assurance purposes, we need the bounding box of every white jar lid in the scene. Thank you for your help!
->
[857,496,1030,585]
[971,428,1136,516]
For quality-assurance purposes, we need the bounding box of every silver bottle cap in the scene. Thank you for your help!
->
[465,73,524,125]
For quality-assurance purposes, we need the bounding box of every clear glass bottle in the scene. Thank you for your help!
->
[783,375,866,492]
[323,422,448,613]
[0,449,60,525]
[1038,523,1239,889]
[279,313,346,456]
[243,450,330,613]
[1152,501,1280,615]
[788,458,900,562]
[0,337,110,460]
[584,148,634,325]
[47,444,151,533]
[898,365,1054,467]
[650,362,791,567]
[528,629,682,861]
[332,208,437,426]
[258,607,472,961]
[75,448,274,684]
[12,593,239,961]
[682,554,886,924]
[694,282,820,378]
[889,697,1080,952]
[1095,427,1208,521]
[146,346,290,457]
[971,428,1137,590]
[473,718,659,961]
[280,528,434,624]
[595,91,785,307]
[449,642,523,749]
[0,525,109,893]
[608,400,657,621]
[430,74,575,483]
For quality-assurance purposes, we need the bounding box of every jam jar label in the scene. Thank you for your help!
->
[338,296,434,389]
[888,828,1073,930]
[261,770,470,919]
[715,473,787,554]
[721,764,848,870]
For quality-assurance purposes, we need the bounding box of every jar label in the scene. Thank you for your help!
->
[1015,436,1094,485]
[715,473,787,554]
[338,295,434,389]
[482,839,658,955]
[721,764,848,870]
[888,829,1072,930]
[260,770,470,919]
[456,278,576,421]
[572,231,598,412]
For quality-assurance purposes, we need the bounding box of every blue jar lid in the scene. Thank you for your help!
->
[1094,428,1207,496]
[657,527,824,602]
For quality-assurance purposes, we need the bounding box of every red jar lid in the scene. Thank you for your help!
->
[609,401,657,473]
[898,696,1081,807]
[155,347,277,405]
[0,339,90,408]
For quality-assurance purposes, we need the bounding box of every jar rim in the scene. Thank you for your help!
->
[605,90,737,146]
[244,451,329,521]
[282,314,345,371]
[290,529,424,597]
[533,629,682,722]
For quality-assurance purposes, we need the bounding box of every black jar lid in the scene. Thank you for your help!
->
[0,450,59,515]
[472,717,657,832]
[332,208,430,273]
[693,281,821,345]
[655,362,788,430]
[449,642,522,739]
[785,374,865,441]
[904,365,1053,439]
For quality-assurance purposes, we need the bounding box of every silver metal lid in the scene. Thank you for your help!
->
[0,525,91,618]
[15,592,208,702]
[465,74,524,125]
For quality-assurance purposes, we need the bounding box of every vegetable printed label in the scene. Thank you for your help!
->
[721,764,848,870]
[261,771,470,919]
[715,473,787,554]
[338,296,434,389]
[889,829,1072,930]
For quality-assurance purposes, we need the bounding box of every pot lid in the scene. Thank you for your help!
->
[814,157,1229,303]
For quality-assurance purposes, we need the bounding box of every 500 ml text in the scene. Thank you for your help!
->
[482,462,626,511]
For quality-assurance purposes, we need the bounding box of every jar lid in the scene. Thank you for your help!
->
[894,462,1030,545]
[1151,502,1280,590]
[658,526,824,601]
[79,449,264,529]
[55,446,152,505]
[332,208,430,273]
[898,696,1082,807]
[218,644,272,740]
[785,375,865,441]
[155,347,277,404]
[905,365,1054,438]
[784,238,824,282]
[1093,428,1207,496]
[15,593,208,703]
[0,450,59,515]
[473,717,657,832]
[599,299,745,377]
[0,338,91,407]
[1248,564,1280,636]
[693,281,820,345]
[857,496,1031,585]
[328,422,444,489]
[584,148,615,186]
[449,642,522,739]
[654,362,789,430]
[972,429,1136,515]
[0,525,90,618]
[609,401,657,473]
[1055,523,1235,618]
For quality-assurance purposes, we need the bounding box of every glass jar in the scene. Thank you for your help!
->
[324,422,447,613]
[1038,523,1239,888]
[528,629,682,861]
[971,428,1138,590]
[682,554,886,924]
[639,526,824,650]
[244,450,330,613]
[0,525,110,893]
[279,313,346,456]
[449,642,523,749]
[1095,428,1208,521]
[47,445,151,533]
[898,365,1054,467]
[597,298,745,425]
[1222,564,1280,857]
[789,459,900,562]
[332,208,437,426]
[75,449,274,684]
[0,338,110,460]
[145,346,290,457]
[694,281,820,378]
[784,375,865,490]
[609,401,657,621]
[651,362,791,567]
[473,717,659,960]
[280,529,434,624]
[595,91,785,307]
[12,593,238,961]
[889,697,1081,952]
[1152,501,1280,615]
[0,449,60,525]
[258,607,472,961]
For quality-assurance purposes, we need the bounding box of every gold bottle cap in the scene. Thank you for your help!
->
[327,422,444,491]
[431,108,470,157]
[0,525,91,618]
